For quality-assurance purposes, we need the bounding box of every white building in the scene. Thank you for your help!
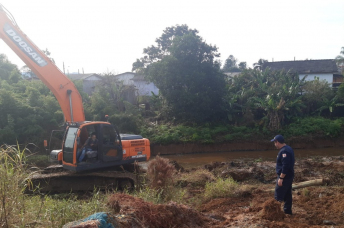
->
[114,72,159,96]
[67,73,102,95]
[263,59,343,88]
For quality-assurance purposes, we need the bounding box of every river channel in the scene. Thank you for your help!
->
[158,147,344,169]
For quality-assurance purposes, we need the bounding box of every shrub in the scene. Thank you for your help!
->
[109,113,140,134]
[282,117,343,138]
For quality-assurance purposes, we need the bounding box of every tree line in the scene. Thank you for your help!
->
[0,24,344,148]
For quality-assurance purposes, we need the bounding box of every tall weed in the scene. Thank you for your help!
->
[0,145,108,227]
[0,144,28,227]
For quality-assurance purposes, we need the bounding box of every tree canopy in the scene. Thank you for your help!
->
[134,25,227,123]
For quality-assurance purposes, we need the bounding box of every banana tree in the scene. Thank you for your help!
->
[249,69,306,131]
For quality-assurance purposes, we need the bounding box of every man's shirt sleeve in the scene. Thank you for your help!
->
[281,149,292,175]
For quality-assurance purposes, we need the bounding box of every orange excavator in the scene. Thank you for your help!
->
[0,4,150,192]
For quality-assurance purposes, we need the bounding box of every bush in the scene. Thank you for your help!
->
[282,117,344,138]
[109,114,140,134]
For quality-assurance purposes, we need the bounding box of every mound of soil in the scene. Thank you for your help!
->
[107,193,211,228]
[260,199,285,221]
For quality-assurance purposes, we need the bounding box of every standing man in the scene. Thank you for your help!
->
[271,135,295,215]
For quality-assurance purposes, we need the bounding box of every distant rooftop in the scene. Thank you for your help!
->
[67,73,101,80]
[262,59,339,74]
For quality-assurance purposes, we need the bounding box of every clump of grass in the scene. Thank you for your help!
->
[147,155,176,192]
[302,188,310,197]
[203,177,238,201]
[133,185,187,204]
[26,154,50,168]
[176,169,215,188]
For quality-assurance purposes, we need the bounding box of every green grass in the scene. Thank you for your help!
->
[203,177,238,201]
[0,145,108,228]
[282,117,344,138]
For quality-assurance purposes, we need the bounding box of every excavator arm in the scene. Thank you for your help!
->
[0,4,85,123]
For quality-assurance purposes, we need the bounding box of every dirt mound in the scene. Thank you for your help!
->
[260,199,285,221]
[107,193,210,228]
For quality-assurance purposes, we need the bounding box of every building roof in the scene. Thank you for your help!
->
[262,59,339,74]
[115,72,135,77]
[114,72,147,81]
[67,73,101,80]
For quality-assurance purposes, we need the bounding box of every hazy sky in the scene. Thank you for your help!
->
[0,0,343,74]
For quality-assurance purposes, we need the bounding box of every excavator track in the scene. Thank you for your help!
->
[26,164,144,194]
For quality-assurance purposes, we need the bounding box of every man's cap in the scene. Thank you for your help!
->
[270,135,284,143]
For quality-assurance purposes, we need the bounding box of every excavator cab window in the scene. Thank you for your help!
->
[77,124,99,163]
[101,124,122,162]
[63,127,79,163]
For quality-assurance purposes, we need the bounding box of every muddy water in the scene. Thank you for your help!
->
[159,147,344,169]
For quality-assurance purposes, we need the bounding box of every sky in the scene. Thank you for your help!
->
[0,0,343,75]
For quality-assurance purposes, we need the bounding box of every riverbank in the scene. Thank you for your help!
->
[151,136,344,155]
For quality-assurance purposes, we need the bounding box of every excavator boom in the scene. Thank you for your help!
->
[0,4,85,123]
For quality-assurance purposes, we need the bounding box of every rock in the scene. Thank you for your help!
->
[323,220,336,225]
[208,214,226,221]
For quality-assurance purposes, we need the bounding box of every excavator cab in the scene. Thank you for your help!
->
[61,122,149,172]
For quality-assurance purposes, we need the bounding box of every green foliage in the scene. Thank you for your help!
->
[227,68,306,131]
[203,177,238,200]
[336,47,344,74]
[135,25,227,123]
[140,123,265,144]
[133,184,187,204]
[0,145,29,227]
[176,169,215,188]
[222,55,241,72]
[282,117,344,138]
[0,145,108,227]
[109,113,140,134]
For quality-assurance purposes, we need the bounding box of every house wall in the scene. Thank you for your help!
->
[83,76,102,95]
[115,72,159,97]
[116,73,135,85]
[299,73,334,86]
[134,81,159,96]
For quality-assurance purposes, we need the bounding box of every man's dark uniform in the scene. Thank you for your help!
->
[275,144,295,214]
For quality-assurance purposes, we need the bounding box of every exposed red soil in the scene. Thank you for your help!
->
[107,194,211,228]
[68,156,344,227]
